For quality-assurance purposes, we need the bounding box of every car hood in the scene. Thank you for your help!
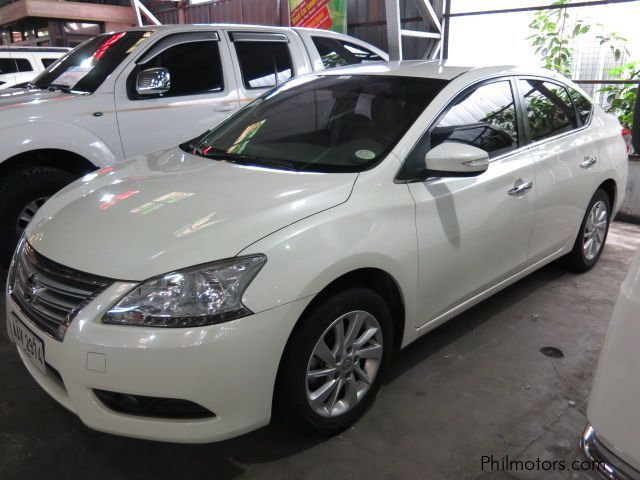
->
[27,148,357,280]
[0,88,75,110]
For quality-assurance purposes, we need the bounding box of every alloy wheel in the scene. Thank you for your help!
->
[16,197,49,237]
[583,200,608,261]
[306,310,383,418]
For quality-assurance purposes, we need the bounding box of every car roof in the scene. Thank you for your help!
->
[317,60,566,83]
[121,23,347,36]
[0,47,70,53]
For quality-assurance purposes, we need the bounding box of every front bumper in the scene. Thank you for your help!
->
[582,424,640,480]
[6,282,309,443]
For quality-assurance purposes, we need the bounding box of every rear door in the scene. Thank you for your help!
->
[226,30,308,109]
[115,30,240,158]
[515,77,600,262]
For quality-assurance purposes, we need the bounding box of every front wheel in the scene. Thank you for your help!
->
[275,288,393,436]
[0,166,77,264]
[564,188,611,272]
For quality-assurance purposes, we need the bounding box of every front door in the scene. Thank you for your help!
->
[115,31,240,158]
[407,79,536,329]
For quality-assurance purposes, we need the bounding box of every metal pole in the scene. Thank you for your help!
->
[385,0,402,61]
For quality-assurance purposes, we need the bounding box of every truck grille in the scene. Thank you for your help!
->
[8,241,113,341]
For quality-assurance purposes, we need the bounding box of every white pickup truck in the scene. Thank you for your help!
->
[0,24,386,262]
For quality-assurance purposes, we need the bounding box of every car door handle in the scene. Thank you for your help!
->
[213,104,238,112]
[580,156,597,168]
[508,180,533,196]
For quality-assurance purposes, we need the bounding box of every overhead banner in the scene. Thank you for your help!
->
[289,0,347,34]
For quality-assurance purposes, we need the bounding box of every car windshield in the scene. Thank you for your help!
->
[32,31,152,94]
[184,74,449,173]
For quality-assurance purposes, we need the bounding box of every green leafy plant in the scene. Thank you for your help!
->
[527,0,590,77]
[599,61,639,128]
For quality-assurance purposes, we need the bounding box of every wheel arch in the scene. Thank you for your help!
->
[598,178,617,211]
[0,149,98,177]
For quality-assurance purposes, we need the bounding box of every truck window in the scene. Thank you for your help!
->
[234,42,293,89]
[132,40,224,98]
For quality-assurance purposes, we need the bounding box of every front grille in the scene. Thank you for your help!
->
[8,241,113,341]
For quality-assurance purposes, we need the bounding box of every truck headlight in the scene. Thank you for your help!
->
[103,255,266,327]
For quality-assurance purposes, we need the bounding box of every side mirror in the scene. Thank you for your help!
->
[136,67,170,95]
[425,142,489,177]
[631,83,640,154]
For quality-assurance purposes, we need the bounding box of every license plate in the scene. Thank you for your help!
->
[9,314,46,375]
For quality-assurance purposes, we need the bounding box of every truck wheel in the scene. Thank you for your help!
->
[0,166,77,264]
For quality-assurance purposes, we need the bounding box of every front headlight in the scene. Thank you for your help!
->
[103,255,266,327]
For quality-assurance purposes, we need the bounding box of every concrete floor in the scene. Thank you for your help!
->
[1,221,639,480]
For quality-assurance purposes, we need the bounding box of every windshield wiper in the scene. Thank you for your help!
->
[191,145,300,172]
[47,83,72,93]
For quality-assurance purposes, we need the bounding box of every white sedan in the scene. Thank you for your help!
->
[583,243,640,478]
[5,62,628,443]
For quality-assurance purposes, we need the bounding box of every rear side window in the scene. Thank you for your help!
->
[312,37,382,69]
[234,42,293,89]
[133,40,223,98]
[519,79,577,142]
[431,80,519,158]
[568,88,593,125]
[41,58,59,68]
[16,58,33,72]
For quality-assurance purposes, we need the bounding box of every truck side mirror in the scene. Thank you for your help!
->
[136,67,170,96]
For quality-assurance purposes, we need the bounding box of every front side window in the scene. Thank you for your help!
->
[431,80,519,158]
[132,40,223,98]
[519,79,577,142]
[33,30,151,93]
[234,41,292,89]
[0,59,19,74]
[184,75,448,173]
[568,87,593,125]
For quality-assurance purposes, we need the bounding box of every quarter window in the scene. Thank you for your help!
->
[312,37,382,69]
[41,58,59,69]
[234,42,293,89]
[568,87,593,125]
[519,79,577,142]
[431,81,519,158]
[135,40,224,98]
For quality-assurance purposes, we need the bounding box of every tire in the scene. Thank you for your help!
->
[275,288,393,436]
[0,166,77,265]
[564,188,611,272]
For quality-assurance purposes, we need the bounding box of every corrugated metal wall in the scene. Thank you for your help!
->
[153,0,289,27]
[152,0,443,59]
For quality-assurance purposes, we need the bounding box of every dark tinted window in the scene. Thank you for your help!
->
[312,37,382,69]
[568,87,593,125]
[0,58,32,74]
[185,75,448,173]
[341,41,382,62]
[519,79,577,142]
[0,59,18,74]
[16,58,33,72]
[41,58,59,68]
[234,42,292,89]
[135,40,223,98]
[432,81,518,158]
[34,31,150,93]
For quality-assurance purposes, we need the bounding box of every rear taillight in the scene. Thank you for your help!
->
[622,128,632,153]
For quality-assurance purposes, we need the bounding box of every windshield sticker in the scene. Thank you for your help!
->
[227,119,267,154]
[52,66,93,89]
[355,149,376,160]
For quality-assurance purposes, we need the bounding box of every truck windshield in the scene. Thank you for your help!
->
[184,74,449,173]
[32,31,152,94]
